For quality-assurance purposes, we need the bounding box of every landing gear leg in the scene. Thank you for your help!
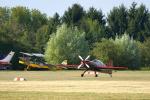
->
[94,70,98,77]
[81,69,88,77]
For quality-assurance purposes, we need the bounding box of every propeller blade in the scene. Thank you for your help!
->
[78,63,83,69]
[85,63,90,68]
[85,55,90,61]
[78,55,84,61]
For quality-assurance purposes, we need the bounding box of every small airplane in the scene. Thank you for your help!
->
[0,51,15,69]
[19,52,52,70]
[19,52,72,70]
[76,55,128,77]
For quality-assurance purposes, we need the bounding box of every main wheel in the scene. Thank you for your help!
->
[81,74,84,77]
[95,74,98,77]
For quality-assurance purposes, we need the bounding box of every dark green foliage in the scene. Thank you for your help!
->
[35,25,49,52]
[11,6,31,27]
[86,7,105,25]
[0,7,49,52]
[0,7,10,24]
[80,18,106,47]
[62,4,85,26]
[31,9,48,31]
[80,8,106,47]
[107,4,128,38]
[48,13,60,34]
[127,2,150,41]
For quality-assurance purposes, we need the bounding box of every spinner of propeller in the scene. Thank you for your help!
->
[78,55,90,69]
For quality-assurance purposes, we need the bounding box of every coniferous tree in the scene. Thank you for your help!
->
[107,4,128,38]
[62,4,85,26]
[127,2,150,41]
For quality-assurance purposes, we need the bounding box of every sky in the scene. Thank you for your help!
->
[0,0,150,17]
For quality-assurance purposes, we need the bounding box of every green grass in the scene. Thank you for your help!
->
[0,91,150,100]
[0,70,150,100]
[0,70,150,81]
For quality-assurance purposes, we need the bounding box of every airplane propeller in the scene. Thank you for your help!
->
[78,55,84,61]
[85,63,90,68]
[77,63,83,69]
[78,55,90,69]
[85,55,90,61]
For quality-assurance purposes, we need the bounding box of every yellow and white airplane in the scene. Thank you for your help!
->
[19,52,75,70]
[19,52,52,70]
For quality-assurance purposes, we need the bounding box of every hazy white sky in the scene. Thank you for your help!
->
[0,0,150,17]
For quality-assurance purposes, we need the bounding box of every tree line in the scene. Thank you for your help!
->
[0,2,150,69]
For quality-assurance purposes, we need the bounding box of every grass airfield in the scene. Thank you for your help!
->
[0,70,150,100]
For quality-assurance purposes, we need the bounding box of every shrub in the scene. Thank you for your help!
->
[113,34,141,69]
[91,34,141,70]
[138,38,150,67]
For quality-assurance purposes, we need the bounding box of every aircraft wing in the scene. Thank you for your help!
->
[96,66,128,69]
[56,64,79,69]
[20,52,44,57]
[20,52,32,56]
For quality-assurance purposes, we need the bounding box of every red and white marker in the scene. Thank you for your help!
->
[14,77,26,81]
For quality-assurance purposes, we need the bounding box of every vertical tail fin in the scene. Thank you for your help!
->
[0,51,15,63]
[61,60,67,65]
[107,60,113,66]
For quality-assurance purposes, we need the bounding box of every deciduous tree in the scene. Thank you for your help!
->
[45,24,89,64]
